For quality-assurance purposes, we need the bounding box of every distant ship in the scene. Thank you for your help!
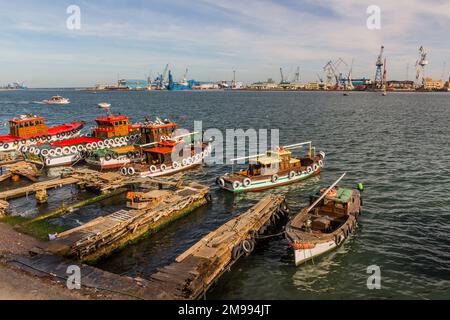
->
[0,82,27,90]
[167,70,196,91]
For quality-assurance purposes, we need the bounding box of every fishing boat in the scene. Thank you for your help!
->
[216,141,325,193]
[23,114,141,167]
[85,118,178,170]
[120,131,211,178]
[42,96,71,105]
[0,114,84,153]
[98,102,111,109]
[285,173,363,266]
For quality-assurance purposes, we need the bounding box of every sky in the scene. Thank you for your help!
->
[0,0,449,87]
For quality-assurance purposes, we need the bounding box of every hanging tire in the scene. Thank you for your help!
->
[114,138,120,144]
[127,151,134,159]
[232,245,242,261]
[41,149,49,156]
[49,149,56,156]
[70,146,78,153]
[241,239,255,255]
[127,167,135,175]
[186,157,193,165]
[105,154,112,161]
[112,153,119,159]
[173,161,180,169]
[150,165,157,173]
[160,164,167,171]
[271,174,279,183]
[121,167,128,175]
[318,159,324,167]
[98,141,104,148]
[63,147,71,155]
[182,158,188,166]
[3,143,9,150]
[243,178,251,187]
[233,181,241,190]
[289,171,296,179]
[77,145,84,151]
[217,178,225,187]
[307,166,313,174]
[313,163,319,172]
[34,149,41,156]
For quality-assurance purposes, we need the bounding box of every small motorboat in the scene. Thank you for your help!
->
[285,173,363,266]
[42,96,70,105]
[98,102,111,109]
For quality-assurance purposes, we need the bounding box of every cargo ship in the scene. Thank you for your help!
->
[167,70,196,91]
[23,114,140,167]
[0,114,84,153]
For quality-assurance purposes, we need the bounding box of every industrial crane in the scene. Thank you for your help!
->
[374,45,385,88]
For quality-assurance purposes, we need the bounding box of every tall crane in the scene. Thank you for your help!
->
[280,67,285,83]
[323,61,336,86]
[374,45,385,88]
[415,46,428,87]
[293,67,300,83]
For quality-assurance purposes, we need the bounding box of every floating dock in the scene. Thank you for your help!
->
[44,182,211,263]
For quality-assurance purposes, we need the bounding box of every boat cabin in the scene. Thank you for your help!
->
[139,120,178,145]
[9,115,48,138]
[91,114,131,138]
[309,187,361,219]
[244,148,302,176]
[142,140,180,166]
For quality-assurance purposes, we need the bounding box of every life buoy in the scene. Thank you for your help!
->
[172,161,180,169]
[243,178,252,187]
[127,167,135,175]
[318,159,324,167]
[121,167,128,175]
[271,174,279,183]
[217,178,225,187]
[307,166,313,174]
[289,171,296,179]
[150,165,157,173]
[233,181,241,190]
[160,164,167,171]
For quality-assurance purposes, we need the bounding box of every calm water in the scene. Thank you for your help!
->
[1,90,449,299]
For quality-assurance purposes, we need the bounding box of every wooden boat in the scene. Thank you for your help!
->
[217,141,325,193]
[23,114,141,167]
[42,96,70,105]
[120,136,211,178]
[285,173,362,266]
[0,114,84,153]
[85,118,178,170]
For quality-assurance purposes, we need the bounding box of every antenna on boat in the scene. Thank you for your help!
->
[306,173,346,213]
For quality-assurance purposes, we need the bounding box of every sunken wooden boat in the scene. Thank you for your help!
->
[285,174,362,266]
[217,141,325,193]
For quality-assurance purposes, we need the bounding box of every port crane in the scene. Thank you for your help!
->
[293,67,300,83]
[415,46,428,87]
[374,45,385,89]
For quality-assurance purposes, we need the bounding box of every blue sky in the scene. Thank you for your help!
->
[0,0,449,87]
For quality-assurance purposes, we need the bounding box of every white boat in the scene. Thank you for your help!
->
[285,174,363,266]
[98,102,111,109]
[42,96,71,105]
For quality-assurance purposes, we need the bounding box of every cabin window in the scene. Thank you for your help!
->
[115,122,119,126]
[19,123,23,128]
[24,122,29,127]
[35,121,39,125]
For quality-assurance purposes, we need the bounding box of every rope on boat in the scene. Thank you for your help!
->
[257,230,286,239]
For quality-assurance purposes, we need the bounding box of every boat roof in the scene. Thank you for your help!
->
[141,122,177,129]
[267,148,291,157]
[257,156,281,165]
[95,114,129,122]
[51,137,102,147]
[143,147,173,154]
[10,115,44,123]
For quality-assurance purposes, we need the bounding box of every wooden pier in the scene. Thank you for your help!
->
[6,194,289,300]
[0,161,40,183]
[147,194,288,299]
[43,182,211,263]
